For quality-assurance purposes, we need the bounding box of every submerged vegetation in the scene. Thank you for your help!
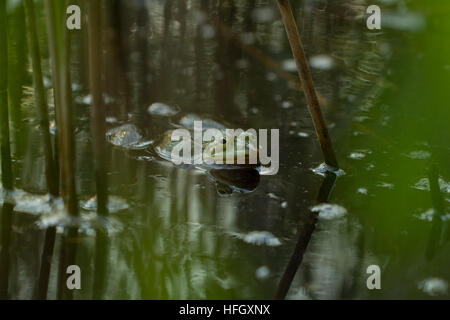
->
[0,0,449,300]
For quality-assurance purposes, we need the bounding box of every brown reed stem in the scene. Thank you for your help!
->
[277,0,339,169]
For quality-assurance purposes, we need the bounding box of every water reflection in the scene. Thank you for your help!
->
[2,0,449,300]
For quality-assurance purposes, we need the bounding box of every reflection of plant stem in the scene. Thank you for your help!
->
[87,0,109,299]
[24,0,58,196]
[44,0,79,300]
[425,164,447,260]
[277,0,339,169]
[275,172,337,299]
[206,9,329,107]
[0,0,14,300]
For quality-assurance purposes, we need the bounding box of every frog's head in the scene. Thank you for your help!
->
[203,130,259,167]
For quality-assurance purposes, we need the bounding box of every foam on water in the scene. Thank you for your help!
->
[230,231,282,247]
[311,163,345,177]
[311,203,348,220]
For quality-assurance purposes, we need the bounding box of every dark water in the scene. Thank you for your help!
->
[1,0,449,299]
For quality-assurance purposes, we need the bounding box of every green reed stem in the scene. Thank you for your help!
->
[24,0,58,196]
[88,0,108,217]
[87,0,110,299]
[0,2,14,299]
[277,0,339,169]
[0,0,13,191]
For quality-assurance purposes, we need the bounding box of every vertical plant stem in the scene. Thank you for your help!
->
[0,0,14,300]
[87,0,108,217]
[87,0,109,299]
[44,0,78,300]
[24,0,60,299]
[277,0,339,169]
[24,0,58,196]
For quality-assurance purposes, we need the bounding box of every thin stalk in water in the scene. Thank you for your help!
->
[277,0,339,169]
[24,0,61,299]
[0,0,14,299]
[87,0,109,299]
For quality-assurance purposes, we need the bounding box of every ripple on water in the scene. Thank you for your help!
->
[311,203,348,220]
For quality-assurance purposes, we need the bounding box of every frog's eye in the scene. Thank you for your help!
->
[221,138,227,144]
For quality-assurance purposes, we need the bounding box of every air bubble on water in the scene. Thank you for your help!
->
[106,116,118,124]
[405,150,431,160]
[81,195,130,213]
[412,178,450,193]
[414,208,435,222]
[297,132,310,138]
[414,208,450,222]
[376,182,394,189]
[75,94,113,105]
[418,278,448,296]
[281,201,288,209]
[311,163,345,177]
[348,152,366,160]
[256,266,270,280]
[357,188,368,195]
[251,7,275,23]
[309,54,335,70]
[147,102,180,117]
[311,203,347,220]
[231,231,282,247]
[281,59,297,72]
[281,101,293,109]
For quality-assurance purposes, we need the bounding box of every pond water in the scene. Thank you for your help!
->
[1,0,449,299]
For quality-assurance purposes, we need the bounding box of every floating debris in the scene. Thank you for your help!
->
[357,188,368,195]
[106,124,152,150]
[281,101,293,109]
[414,208,450,222]
[311,163,345,177]
[297,132,310,138]
[412,178,450,193]
[376,182,394,189]
[281,59,297,72]
[418,278,448,296]
[348,152,366,160]
[147,102,180,117]
[311,203,348,220]
[255,266,270,280]
[309,54,335,70]
[405,150,431,160]
[81,195,130,213]
[232,231,282,247]
[415,208,435,222]
[75,93,113,105]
